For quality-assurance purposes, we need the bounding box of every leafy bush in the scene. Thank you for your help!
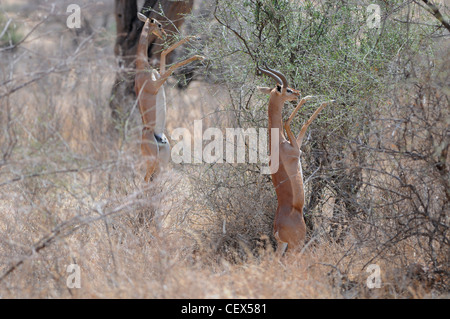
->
[181,0,448,289]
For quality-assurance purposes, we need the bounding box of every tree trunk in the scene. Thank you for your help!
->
[110,0,194,124]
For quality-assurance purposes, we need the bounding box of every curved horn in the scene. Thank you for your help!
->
[264,65,288,89]
[257,65,282,86]
[137,12,148,22]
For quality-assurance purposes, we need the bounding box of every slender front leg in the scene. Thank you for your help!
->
[160,36,198,74]
[157,55,205,89]
[296,100,334,147]
[284,96,315,149]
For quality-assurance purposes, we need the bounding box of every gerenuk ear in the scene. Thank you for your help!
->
[257,87,273,95]
[137,12,147,22]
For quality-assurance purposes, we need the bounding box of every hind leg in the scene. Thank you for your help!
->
[142,130,159,182]
[150,138,170,177]
[274,207,306,253]
[157,141,171,171]
[275,238,288,256]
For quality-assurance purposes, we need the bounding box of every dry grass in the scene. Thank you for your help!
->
[0,0,447,299]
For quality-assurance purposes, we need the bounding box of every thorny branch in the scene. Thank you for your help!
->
[418,0,450,32]
[0,189,149,282]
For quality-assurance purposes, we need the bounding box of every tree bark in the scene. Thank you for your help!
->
[110,0,194,123]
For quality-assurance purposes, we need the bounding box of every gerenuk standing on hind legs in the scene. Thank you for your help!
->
[135,12,205,182]
[257,65,334,254]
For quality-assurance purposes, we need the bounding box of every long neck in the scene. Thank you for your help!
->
[268,96,283,129]
[268,94,284,150]
[136,20,151,71]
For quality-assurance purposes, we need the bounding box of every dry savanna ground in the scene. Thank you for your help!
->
[0,0,448,299]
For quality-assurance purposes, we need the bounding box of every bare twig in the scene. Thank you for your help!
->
[213,0,257,64]
[0,162,114,188]
[417,0,450,32]
[0,18,12,39]
[0,190,146,283]
[0,7,53,52]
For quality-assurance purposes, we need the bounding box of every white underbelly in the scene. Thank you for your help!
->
[151,70,166,136]
[154,85,166,135]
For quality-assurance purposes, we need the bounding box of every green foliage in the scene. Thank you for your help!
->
[184,0,443,243]
[181,1,447,263]
[192,0,432,134]
[0,13,21,47]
